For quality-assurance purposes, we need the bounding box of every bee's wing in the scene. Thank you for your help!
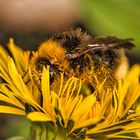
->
[66,44,103,59]
[91,36,135,50]
[66,36,135,59]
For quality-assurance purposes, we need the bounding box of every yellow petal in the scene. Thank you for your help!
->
[8,38,24,74]
[27,112,53,122]
[0,94,18,106]
[107,135,140,140]
[72,118,103,133]
[0,85,24,109]
[0,105,25,115]
[41,67,52,114]
[71,94,96,121]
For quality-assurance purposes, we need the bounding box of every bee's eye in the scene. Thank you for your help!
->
[35,57,54,83]
[49,65,54,83]
[102,49,115,66]
[35,57,51,72]
[93,50,102,59]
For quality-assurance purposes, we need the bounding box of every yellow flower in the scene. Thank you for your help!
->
[0,40,140,139]
[0,38,30,75]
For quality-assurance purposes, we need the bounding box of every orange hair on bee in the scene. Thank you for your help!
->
[38,40,70,71]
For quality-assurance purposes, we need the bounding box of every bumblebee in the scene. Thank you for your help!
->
[30,28,134,91]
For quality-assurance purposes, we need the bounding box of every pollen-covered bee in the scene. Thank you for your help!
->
[30,28,134,91]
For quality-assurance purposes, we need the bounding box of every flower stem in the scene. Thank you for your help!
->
[29,122,68,140]
[29,122,85,140]
[29,122,54,140]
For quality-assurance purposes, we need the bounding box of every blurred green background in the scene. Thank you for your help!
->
[0,0,140,139]
[80,0,140,55]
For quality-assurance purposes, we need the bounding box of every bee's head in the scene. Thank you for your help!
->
[30,40,71,86]
[34,57,55,84]
[30,27,92,85]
